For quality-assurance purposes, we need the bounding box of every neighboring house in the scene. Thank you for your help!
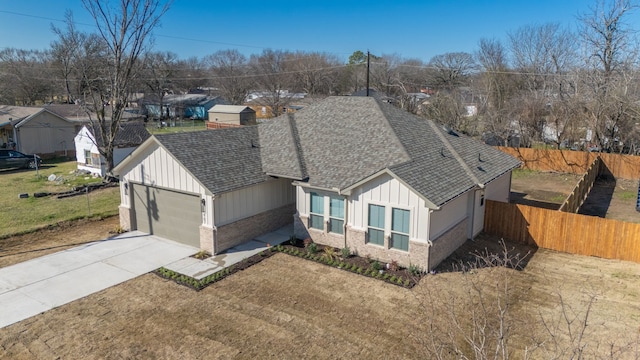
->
[206,105,257,129]
[142,94,226,120]
[0,105,82,157]
[75,122,150,177]
[114,96,519,270]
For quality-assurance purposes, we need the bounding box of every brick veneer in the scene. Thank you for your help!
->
[118,205,132,231]
[296,211,469,271]
[215,203,295,253]
[429,218,468,269]
[199,225,214,254]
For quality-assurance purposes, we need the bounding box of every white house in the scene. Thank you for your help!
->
[75,122,150,177]
[114,96,520,270]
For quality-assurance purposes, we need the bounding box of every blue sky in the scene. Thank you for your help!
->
[0,0,633,62]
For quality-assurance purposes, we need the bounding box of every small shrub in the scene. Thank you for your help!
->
[397,277,404,285]
[387,260,399,272]
[307,242,318,254]
[350,264,357,271]
[289,236,297,246]
[193,250,210,260]
[383,273,390,280]
[341,247,351,259]
[112,225,126,234]
[303,238,313,248]
[404,279,410,287]
[408,264,421,277]
[371,260,382,271]
[357,267,363,274]
[390,275,397,283]
[323,246,338,262]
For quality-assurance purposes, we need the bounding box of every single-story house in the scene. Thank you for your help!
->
[114,96,520,270]
[75,122,150,177]
[142,94,226,120]
[206,105,257,129]
[0,105,82,157]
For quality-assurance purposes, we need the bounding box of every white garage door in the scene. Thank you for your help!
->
[131,184,202,248]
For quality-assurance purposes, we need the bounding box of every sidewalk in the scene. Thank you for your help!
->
[163,224,292,280]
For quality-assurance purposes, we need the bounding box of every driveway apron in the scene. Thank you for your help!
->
[0,231,198,328]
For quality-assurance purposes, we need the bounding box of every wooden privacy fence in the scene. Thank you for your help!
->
[484,200,640,263]
[559,157,601,213]
[496,147,640,180]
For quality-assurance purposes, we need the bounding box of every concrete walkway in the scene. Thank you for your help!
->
[164,224,293,280]
[0,232,198,329]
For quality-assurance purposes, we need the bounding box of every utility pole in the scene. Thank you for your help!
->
[366,50,370,97]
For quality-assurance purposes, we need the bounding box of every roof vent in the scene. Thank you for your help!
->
[441,124,459,137]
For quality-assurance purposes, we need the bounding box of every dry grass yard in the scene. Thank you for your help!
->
[1,218,640,359]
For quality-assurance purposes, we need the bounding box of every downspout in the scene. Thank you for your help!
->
[343,196,349,249]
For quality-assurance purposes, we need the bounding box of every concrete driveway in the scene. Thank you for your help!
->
[0,231,198,329]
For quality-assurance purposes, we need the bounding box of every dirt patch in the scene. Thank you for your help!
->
[1,220,640,358]
[0,216,119,268]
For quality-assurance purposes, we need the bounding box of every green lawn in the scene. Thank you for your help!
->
[146,119,206,135]
[0,161,120,238]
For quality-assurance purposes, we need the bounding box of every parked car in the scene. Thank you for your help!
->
[0,150,42,170]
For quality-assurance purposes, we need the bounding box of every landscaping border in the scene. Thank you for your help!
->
[154,240,425,291]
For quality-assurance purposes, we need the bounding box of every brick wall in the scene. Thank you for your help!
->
[429,218,468,269]
[345,227,429,270]
[215,203,295,253]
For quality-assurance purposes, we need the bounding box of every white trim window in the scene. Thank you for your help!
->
[309,192,324,230]
[329,196,344,235]
[390,208,410,251]
[84,150,92,165]
[367,204,385,246]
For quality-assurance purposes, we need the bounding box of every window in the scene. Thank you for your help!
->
[368,204,385,246]
[309,192,324,230]
[391,208,410,251]
[329,196,344,234]
[84,150,92,165]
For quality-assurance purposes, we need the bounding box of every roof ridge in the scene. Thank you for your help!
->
[426,120,481,186]
[371,98,411,163]
[287,113,308,179]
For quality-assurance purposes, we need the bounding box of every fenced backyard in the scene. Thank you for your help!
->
[497,146,640,179]
[484,200,640,263]
[486,147,640,263]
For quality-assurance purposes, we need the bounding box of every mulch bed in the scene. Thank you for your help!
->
[277,239,424,288]
[156,239,425,291]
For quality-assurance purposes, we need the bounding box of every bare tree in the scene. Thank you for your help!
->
[578,0,639,151]
[426,52,477,90]
[140,51,178,119]
[80,0,170,173]
[204,49,250,104]
[286,51,342,95]
[248,49,295,118]
[0,48,53,105]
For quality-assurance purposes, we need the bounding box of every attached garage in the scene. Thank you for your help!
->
[131,184,202,248]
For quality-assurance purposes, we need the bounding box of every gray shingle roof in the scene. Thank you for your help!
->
[149,96,519,204]
[260,96,520,206]
[154,127,269,194]
[260,97,410,190]
[89,122,151,148]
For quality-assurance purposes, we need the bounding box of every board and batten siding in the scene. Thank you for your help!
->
[348,173,430,242]
[429,191,470,240]
[214,178,294,227]
[119,143,212,226]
